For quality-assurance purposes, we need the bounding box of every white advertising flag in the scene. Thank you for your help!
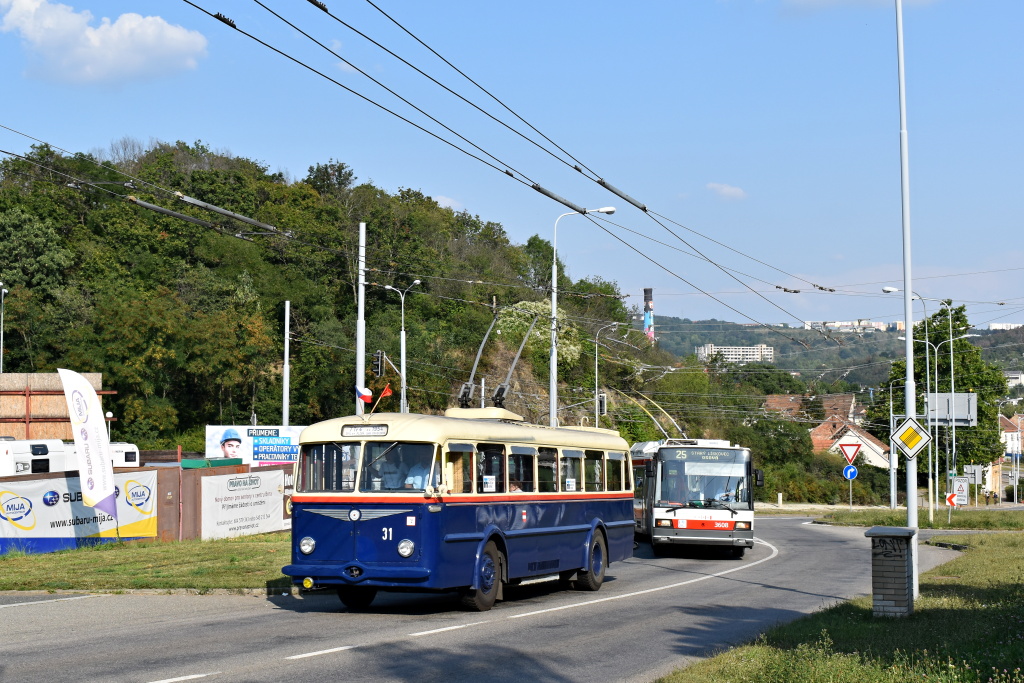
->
[58,369,117,520]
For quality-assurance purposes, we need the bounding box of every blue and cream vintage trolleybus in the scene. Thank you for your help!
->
[632,439,763,558]
[283,407,634,611]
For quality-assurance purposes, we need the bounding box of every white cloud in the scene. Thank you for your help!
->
[706,182,747,200]
[434,195,462,210]
[0,0,207,85]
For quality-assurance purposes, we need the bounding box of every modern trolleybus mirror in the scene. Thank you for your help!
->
[632,439,764,559]
[283,408,635,612]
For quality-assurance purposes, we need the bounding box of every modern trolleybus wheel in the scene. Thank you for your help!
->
[729,546,746,560]
[337,586,378,610]
[460,541,502,611]
[575,532,607,591]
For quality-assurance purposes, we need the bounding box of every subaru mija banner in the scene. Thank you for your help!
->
[58,368,117,520]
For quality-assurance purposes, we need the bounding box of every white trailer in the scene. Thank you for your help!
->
[0,438,140,477]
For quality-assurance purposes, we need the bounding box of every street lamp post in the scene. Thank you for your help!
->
[550,207,615,427]
[594,322,618,424]
[0,282,7,374]
[385,280,421,413]
[887,287,934,519]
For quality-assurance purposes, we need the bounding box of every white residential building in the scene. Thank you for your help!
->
[696,343,774,364]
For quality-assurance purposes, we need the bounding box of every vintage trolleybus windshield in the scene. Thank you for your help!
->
[657,448,752,510]
[299,441,437,493]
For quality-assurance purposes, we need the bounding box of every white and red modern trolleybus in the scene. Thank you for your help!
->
[632,438,763,558]
[283,407,634,611]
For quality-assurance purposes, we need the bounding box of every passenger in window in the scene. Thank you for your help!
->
[405,456,434,489]
[509,479,523,492]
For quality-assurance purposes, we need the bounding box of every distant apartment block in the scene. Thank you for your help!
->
[990,323,1024,331]
[696,343,774,364]
[1006,371,1024,388]
[803,320,888,332]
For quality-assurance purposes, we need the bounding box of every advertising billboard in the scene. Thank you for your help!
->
[204,425,305,467]
[0,470,159,554]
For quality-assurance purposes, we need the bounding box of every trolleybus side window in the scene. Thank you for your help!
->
[606,451,625,491]
[508,446,536,493]
[300,443,358,492]
[537,447,558,492]
[477,444,505,494]
[444,443,474,494]
[584,450,604,491]
[560,449,582,492]
[633,466,645,499]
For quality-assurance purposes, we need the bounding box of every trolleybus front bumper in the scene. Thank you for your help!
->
[651,529,754,548]
[283,561,431,587]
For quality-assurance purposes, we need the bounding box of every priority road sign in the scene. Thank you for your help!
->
[952,476,970,506]
[839,443,861,465]
[893,417,932,460]
[843,465,858,480]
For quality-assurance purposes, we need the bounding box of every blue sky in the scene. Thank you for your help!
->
[1,0,1021,334]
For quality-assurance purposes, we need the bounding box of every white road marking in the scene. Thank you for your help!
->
[409,620,490,637]
[0,594,106,609]
[147,674,221,683]
[286,644,360,660]
[509,538,779,619]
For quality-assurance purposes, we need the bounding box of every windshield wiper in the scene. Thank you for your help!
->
[706,499,738,517]
[661,499,705,512]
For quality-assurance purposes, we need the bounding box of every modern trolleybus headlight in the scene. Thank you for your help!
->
[734,521,751,530]
[397,539,415,557]
[299,536,316,554]
[655,519,673,528]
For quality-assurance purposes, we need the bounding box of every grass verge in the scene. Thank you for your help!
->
[0,531,292,591]
[815,508,1024,530]
[656,532,1024,683]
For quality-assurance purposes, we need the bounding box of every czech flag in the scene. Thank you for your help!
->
[356,386,373,403]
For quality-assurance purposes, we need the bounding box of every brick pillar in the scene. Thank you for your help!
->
[864,526,916,617]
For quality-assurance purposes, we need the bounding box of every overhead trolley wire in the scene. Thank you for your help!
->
[181,1,532,188]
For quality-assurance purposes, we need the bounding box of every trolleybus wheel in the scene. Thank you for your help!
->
[460,541,501,611]
[337,586,377,610]
[575,532,607,591]
[730,547,746,559]
[650,542,669,557]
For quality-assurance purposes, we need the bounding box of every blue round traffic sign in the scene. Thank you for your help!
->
[843,465,858,480]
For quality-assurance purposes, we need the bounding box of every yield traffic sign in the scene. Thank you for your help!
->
[893,417,932,460]
[838,443,861,465]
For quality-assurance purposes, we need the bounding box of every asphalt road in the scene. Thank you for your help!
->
[0,518,960,683]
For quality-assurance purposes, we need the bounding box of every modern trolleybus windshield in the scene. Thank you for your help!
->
[657,450,751,510]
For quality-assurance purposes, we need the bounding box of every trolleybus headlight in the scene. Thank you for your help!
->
[655,519,673,528]
[397,539,415,557]
[299,536,316,554]
[734,521,751,530]
[302,577,315,589]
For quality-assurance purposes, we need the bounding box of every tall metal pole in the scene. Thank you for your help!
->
[895,0,917,531]
[594,323,617,424]
[550,212,571,427]
[947,304,957,475]
[356,222,367,416]
[0,283,7,374]
[387,280,419,413]
[889,381,898,508]
[283,300,290,426]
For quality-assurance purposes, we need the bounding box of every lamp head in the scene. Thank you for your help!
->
[384,285,395,291]
[412,279,421,286]
[594,207,616,215]
[882,286,899,293]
